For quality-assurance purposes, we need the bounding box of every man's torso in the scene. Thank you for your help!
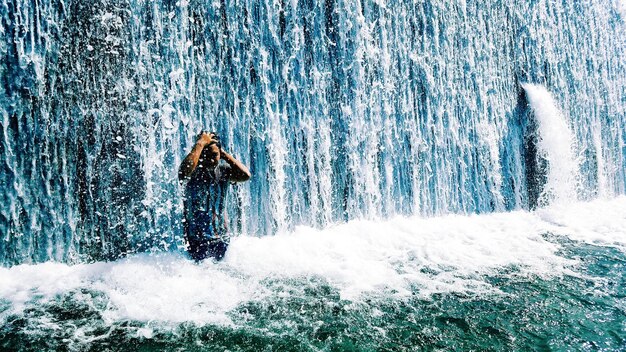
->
[183,160,232,243]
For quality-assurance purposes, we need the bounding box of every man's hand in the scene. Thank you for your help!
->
[180,131,220,181]
[196,131,218,147]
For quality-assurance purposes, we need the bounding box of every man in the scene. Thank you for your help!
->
[178,131,251,261]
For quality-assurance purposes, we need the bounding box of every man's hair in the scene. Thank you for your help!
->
[207,139,221,150]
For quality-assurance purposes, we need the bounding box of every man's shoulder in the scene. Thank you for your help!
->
[218,160,232,178]
[218,159,231,169]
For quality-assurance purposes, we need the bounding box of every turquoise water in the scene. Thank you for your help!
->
[1,199,625,351]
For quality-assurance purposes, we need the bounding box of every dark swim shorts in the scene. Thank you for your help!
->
[187,238,229,262]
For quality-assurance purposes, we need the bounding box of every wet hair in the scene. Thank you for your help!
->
[207,140,221,149]
[200,132,222,163]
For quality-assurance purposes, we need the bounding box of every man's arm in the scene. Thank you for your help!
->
[178,133,213,181]
[221,149,251,182]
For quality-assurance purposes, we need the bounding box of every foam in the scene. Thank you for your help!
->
[536,196,626,248]
[1,197,625,325]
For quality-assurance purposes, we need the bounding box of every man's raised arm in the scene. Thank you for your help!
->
[178,132,213,181]
[220,149,251,182]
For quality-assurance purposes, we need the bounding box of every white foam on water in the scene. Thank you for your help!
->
[523,83,580,206]
[536,196,626,248]
[1,197,625,326]
[0,255,260,326]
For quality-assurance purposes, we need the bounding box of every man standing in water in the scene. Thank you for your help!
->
[179,131,251,261]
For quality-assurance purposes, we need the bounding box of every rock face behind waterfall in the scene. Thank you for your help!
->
[1,0,625,266]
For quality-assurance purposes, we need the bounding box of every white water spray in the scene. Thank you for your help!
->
[1,197,625,327]
[616,0,626,18]
[523,84,580,206]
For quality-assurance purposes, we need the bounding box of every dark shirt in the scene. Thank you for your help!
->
[183,159,232,245]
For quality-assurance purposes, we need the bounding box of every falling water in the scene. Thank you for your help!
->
[522,83,579,206]
[1,0,625,265]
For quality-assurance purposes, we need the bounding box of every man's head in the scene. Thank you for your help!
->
[201,141,221,168]
[197,131,222,168]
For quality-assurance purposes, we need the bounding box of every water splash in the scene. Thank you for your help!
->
[616,0,626,18]
[2,196,625,326]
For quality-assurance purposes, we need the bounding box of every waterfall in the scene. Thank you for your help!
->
[1,0,625,266]
[522,83,579,206]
